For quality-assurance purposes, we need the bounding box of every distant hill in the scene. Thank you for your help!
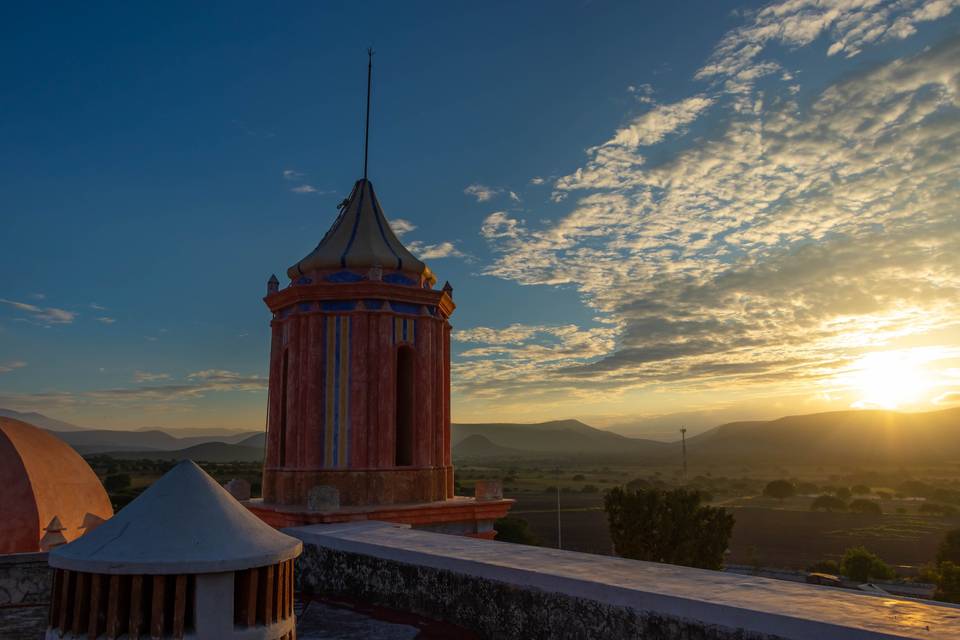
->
[237,433,266,449]
[452,420,672,458]
[685,407,960,463]
[101,442,264,463]
[453,434,524,459]
[0,408,84,432]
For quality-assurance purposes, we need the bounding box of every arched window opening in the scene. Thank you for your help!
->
[395,346,415,466]
[278,349,288,466]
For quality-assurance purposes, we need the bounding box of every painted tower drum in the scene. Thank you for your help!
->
[261,178,456,508]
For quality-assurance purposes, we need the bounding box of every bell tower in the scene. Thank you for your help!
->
[260,178,455,507]
[246,52,511,536]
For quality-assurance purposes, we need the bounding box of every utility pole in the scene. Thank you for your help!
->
[555,466,562,550]
[680,427,688,480]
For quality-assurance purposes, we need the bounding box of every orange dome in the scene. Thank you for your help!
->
[0,417,113,553]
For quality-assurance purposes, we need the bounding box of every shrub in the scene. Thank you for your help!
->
[840,546,895,582]
[797,482,819,495]
[921,503,959,516]
[572,474,586,481]
[604,486,734,570]
[849,499,882,515]
[494,517,540,546]
[581,484,599,493]
[851,484,871,495]
[763,479,796,500]
[937,529,960,565]
[935,562,960,604]
[807,559,840,574]
[834,487,852,500]
[811,494,847,512]
[104,473,132,493]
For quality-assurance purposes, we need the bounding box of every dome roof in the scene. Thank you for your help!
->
[50,460,301,574]
[0,417,113,554]
[287,178,435,285]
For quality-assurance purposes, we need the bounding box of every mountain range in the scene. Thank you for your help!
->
[4,406,960,464]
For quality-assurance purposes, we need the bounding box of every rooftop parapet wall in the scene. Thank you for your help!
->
[288,521,960,640]
[0,551,51,640]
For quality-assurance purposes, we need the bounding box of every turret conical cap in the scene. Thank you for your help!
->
[287,179,435,285]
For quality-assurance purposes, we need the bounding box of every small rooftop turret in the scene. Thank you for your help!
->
[47,460,301,639]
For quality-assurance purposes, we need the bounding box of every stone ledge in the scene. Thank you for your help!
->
[287,522,960,640]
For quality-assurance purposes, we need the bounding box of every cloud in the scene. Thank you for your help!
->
[935,390,960,405]
[97,317,116,324]
[407,241,467,260]
[283,169,304,180]
[529,177,546,185]
[475,22,960,404]
[291,185,318,194]
[602,95,714,149]
[133,371,170,382]
[389,218,417,237]
[29,293,45,300]
[481,212,525,241]
[89,302,107,311]
[0,298,77,326]
[696,0,959,85]
[0,369,267,411]
[464,184,502,202]
[0,361,26,374]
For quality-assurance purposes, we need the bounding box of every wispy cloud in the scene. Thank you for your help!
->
[0,298,77,326]
[97,317,116,324]
[282,169,304,180]
[464,183,503,202]
[407,241,467,260]
[89,302,107,311]
[389,218,417,238]
[0,369,267,412]
[0,361,26,374]
[291,184,318,194]
[473,5,960,408]
[133,371,169,383]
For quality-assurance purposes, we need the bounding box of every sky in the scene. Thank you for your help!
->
[1,1,959,436]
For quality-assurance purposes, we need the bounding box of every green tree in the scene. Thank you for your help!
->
[935,562,960,604]
[848,499,881,515]
[937,529,960,565]
[604,486,734,570]
[807,559,840,575]
[839,546,895,582]
[763,479,796,500]
[104,473,131,493]
[811,494,847,512]
[494,517,540,546]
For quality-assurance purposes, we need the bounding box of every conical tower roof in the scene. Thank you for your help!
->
[49,460,301,575]
[287,178,435,285]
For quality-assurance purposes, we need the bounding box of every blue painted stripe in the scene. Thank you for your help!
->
[343,319,350,466]
[369,183,403,270]
[319,316,326,465]
[333,317,341,464]
[340,180,368,268]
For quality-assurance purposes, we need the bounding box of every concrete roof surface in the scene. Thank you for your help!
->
[289,522,960,640]
[50,460,301,574]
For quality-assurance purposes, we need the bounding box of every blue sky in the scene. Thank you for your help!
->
[2,1,959,435]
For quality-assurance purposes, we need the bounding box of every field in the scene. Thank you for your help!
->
[456,461,960,574]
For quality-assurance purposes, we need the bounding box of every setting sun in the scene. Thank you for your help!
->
[846,350,937,409]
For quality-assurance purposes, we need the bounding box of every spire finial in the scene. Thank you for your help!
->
[363,47,374,180]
